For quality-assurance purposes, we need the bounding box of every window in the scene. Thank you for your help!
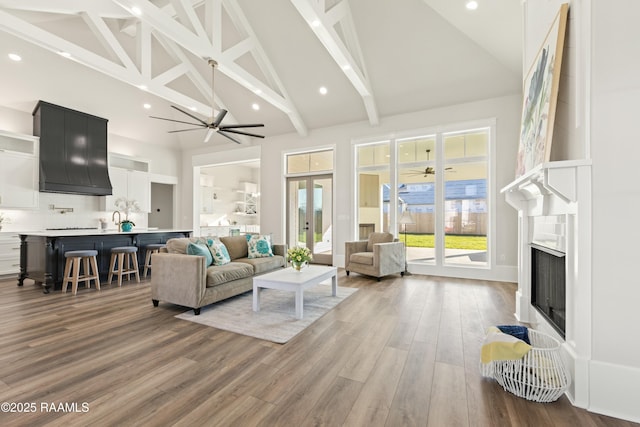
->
[287,149,333,174]
[355,125,491,269]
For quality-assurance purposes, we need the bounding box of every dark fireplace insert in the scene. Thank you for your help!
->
[531,244,566,338]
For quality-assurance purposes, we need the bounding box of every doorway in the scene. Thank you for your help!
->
[286,175,333,265]
[149,183,174,229]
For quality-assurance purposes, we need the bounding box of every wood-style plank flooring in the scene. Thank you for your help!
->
[0,272,636,427]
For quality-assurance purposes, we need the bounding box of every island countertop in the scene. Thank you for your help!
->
[19,228,191,237]
[18,229,192,292]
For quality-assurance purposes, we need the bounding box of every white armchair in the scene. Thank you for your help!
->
[345,232,405,281]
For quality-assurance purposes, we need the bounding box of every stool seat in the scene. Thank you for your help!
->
[143,244,166,278]
[107,246,140,286]
[146,243,166,250]
[62,249,100,295]
[65,249,98,258]
[111,246,138,253]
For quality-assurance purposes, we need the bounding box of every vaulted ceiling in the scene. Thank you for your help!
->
[0,0,522,149]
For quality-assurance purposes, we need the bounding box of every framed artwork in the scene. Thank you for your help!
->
[515,3,569,178]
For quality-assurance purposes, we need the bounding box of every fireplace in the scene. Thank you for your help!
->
[501,160,592,407]
[531,244,566,338]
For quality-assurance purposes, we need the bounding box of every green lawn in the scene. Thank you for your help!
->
[400,233,487,250]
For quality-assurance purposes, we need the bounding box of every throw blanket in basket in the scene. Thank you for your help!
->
[480,326,532,377]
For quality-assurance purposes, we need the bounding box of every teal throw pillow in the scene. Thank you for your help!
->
[208,240,231,265]
[186,242,213,266]
[247,234,273,258]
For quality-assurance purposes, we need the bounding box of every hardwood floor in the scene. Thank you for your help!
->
[0,272,636,427]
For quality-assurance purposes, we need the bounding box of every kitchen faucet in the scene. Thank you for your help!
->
[112,211,121,231]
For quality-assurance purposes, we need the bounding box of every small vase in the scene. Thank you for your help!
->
[292,261,306,271]
[121,222,133,232]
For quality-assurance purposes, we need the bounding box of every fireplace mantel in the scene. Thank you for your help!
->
[501,159,592,408]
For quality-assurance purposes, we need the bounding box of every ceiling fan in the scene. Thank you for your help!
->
[150,59,265,144]
[403,149,453,177]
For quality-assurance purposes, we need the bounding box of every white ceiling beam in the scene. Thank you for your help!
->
[170,0,209,41]
[152,63,188,86]
[80,10,137,72]
[136,21,152,78]
[204,0,222,50]
[0,0,127,17]
[290,0,379,125]
[223,0,307,135]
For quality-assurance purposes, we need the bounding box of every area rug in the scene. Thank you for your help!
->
[175,284,358,344]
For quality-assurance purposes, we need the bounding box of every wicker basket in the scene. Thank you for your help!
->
[491,329,570,402]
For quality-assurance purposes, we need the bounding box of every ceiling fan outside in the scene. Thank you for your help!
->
[150,59,265,144]
[403,149,453,177]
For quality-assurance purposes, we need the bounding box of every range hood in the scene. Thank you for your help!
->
[33,101,112,196]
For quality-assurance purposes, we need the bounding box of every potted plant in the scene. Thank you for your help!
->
[120,219,135,232]
[114,197,140,232]
[286,246,313,271]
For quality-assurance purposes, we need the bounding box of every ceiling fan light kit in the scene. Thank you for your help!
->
[150,59,265,144]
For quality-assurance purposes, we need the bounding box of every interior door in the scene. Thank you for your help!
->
[287,175,333,265]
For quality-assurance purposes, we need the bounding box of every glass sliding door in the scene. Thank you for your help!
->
[287,175,333,265]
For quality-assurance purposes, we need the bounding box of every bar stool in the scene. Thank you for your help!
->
[143,243,166,278]
[62,250,100,295]
[107,246,140,287]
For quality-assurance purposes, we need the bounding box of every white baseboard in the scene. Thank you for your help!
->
[588,360,640,423]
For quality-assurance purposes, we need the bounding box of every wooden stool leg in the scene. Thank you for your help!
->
[132,252,140,283]
[107,254,116,285]
[62,258,73,293]
[71,257,81,296]
[83,257,91,289]
[143,249,153,278]
[90,256,101,290]
[117,253,125,287]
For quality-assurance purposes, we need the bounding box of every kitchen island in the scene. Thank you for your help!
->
[18,229,191,292]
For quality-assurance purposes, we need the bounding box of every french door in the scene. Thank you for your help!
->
[286,175,333,265]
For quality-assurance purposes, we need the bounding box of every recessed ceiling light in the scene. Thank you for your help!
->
[189,106,197,111]
[8,53,21,62]
[311,19,321,27]
[319,86,328,95]
[131,6,142,15]
[342,64,351,71]
[57,51,71,58]
[466,1,478,10]
[252,103,260,111]
[254,89,262,95]
[138,84,147,91]
[143,103,151,109]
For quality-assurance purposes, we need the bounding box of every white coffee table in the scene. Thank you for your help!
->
[253,265,338,319]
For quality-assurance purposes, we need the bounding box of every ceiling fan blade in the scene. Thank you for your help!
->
[204,128,215,143]
[171,105,209,126]
[217,130,242,144]
[150,116,206,127]
[168,127,210,133]
[219,123,265,129]
[213,109,228,127]
[218,128,265,138]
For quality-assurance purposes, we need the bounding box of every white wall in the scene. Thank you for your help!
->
[589,0,640,422]
[524,0,640,422]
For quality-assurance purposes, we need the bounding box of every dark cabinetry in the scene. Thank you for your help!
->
[18,231,191,292]
[33,101,112,195]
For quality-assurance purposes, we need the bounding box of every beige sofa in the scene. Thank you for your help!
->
[151,236,286,315]
[345,232,405,281]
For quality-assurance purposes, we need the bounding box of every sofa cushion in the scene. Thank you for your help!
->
[166,237,198,254]
[350,252,374,265]
[236,255,285,274]
[220,236,249,260]
[205,262,254,287]
[186,242,213,266]
[367,232,394,252]
[208,240,231,265]
[247,234,273,258]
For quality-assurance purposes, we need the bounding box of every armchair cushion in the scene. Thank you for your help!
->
[350,252,374,265]
[367,232,394,252]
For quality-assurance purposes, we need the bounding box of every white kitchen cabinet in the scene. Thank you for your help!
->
[0,130,38,209]
[0,233,21,277]
[102,154,150,213]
